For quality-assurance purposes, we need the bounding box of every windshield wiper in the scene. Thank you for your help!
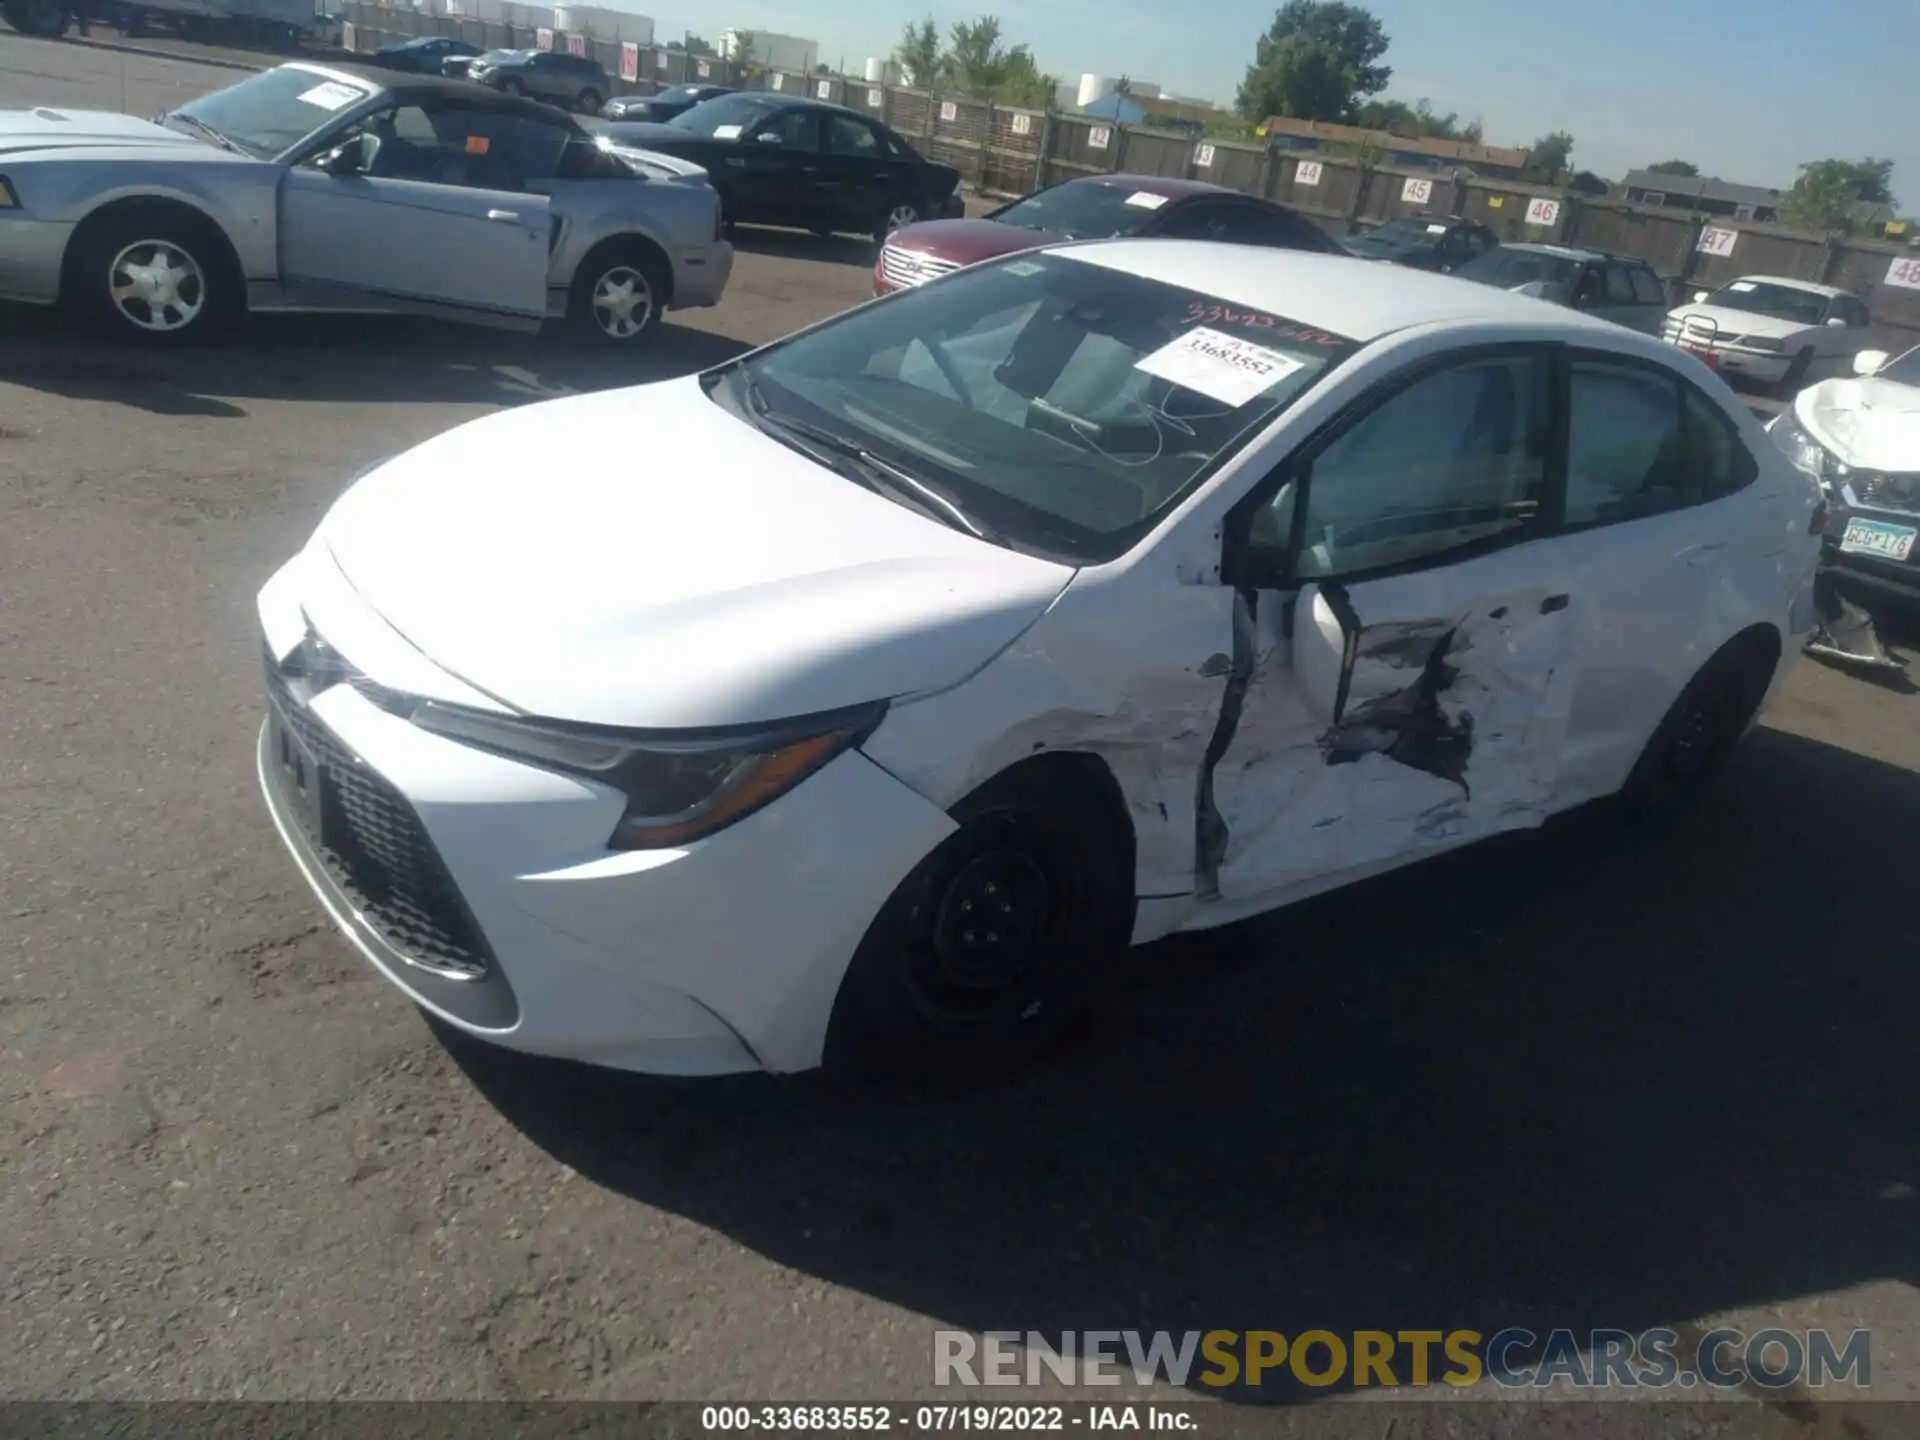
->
[164,112,242,154]
[733,369,997,543]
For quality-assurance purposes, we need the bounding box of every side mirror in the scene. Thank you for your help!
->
[755,130,783,145]
[1854,349,1889,377]
[315,134,372,176]
[1825,316,1848,329]
[1692,289,1709,304]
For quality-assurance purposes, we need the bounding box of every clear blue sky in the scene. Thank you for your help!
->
[646,0,1908,201]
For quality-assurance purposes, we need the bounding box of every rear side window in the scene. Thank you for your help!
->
[1603,264,1637,304]
[1628,266,1666,305]
[1565,357,1755,527]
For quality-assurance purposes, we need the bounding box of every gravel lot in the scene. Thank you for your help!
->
[2,31,1917,1417]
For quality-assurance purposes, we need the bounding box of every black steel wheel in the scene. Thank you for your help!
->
[1620,634,1775,825]
[827,765,1133,1077]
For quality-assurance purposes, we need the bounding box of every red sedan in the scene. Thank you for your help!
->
[874,173,1344,295]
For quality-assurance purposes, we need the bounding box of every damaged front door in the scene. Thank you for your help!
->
[1200,345,1579,904]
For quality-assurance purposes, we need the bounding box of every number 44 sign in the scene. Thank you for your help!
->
[1886,255,1920,290]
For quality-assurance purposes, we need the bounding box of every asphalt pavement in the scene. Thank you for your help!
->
[2,31,1918,1417]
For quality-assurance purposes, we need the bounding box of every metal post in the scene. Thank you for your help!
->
[1033,108,1053,193]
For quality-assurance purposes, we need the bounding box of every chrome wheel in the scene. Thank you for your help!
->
[107,239,206,334]
[589,264,654,340]
[885,203,920,233]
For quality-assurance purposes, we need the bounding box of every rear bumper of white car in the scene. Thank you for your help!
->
[254,553,954,1076]
[0,215,73,305]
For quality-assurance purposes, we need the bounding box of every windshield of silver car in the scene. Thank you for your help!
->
[1704,280,1829,325]
[709,252,1355,564]
[171,67,372,157]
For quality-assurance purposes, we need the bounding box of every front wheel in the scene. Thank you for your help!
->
[567,246,666,345]
[499,77,524,96]
[873,199,922,243]
[826,767,1133,1077]
[69,211,235,344]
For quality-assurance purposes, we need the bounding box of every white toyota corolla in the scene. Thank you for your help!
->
[257,242,1824,1077]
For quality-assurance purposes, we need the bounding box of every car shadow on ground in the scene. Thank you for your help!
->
[730,225,881,270]
[447,723,1920,1403]
[0,305,750,413]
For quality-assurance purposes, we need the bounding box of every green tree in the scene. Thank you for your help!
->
[1646,159,1698,176]
[1782,158,1897,233]
[929,15,1054,106]
[894,17,941,88]
[1521,130,1574,184]
[1352,96,1467,140]
[1234,0,1391,123]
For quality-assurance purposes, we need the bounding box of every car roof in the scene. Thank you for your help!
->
[1059,240,1633,342]
[277,60,592,119]
[1724,274,1852,298]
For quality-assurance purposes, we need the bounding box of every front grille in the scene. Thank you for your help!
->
[1849,473,1920,516]
[879,245,961,290]
[265,641,493,980]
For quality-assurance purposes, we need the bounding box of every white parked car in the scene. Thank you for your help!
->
[256,243,1823,1078]
[1663,275,1874,393]
[1768,343,1920,667]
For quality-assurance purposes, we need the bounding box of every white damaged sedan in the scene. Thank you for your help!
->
[257,243,1823,1077]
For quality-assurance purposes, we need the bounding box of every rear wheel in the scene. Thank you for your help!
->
[500,77,524,96]
[3,0,72,35]
[567,242,667,345]
[826,765,1133,1077]
[872,199,921,243]
[1620,633,1776,825]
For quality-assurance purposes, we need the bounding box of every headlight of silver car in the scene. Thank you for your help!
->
[1768,410,1841,484]
[408,700,885,850]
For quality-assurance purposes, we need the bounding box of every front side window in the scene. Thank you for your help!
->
[345,101,573,190]
[1604,264,1637,304]
[171,65,374,157]
[1628,266,1666,305]
[710,252,1355,563]
[760,108,820,151]
[1287,354,1551,579]
[987,180,1172,240]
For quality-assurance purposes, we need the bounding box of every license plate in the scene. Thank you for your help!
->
[1839,518,1918,563]
[269,702,327,840]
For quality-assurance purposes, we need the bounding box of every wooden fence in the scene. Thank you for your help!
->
[335,2,1920,342]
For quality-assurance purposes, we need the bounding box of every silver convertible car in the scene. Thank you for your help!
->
[0,61,732,344]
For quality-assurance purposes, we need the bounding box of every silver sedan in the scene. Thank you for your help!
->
[0,60,733,344]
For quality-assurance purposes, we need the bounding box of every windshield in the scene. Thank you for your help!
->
[1704,280,1829,325]
[1877,345,1920,387]
[669,92,784,136]
[655,85,711,104]
[1451,248,1579,289]
[1348,217,1444,251]
[987,181,1171,240]
[711,252,1355,563]
[172,66,372,157]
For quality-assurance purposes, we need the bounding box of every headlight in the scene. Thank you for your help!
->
[408,700,884,849]
[1743,336,1785,353]
[1769,410,1845,486]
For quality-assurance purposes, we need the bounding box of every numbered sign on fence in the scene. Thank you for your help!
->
[1194,143,1215,169]
[1886,255,1920,290]
[534,26,552,50]
[697,59,712,77]
[1011,111,1031,136]
[1698,226,1738,257]
[339,19,353,48]
[1089,125,1111,151]
[939,100,957,122]
[867,87,884,109]
[768,70,780,88]
[1525,198,1561,228]
[817,79,832,99]
[566,33,585,56]
[1401,176,1433,205]
[618,41,638,80]
[1295,159,1322,186]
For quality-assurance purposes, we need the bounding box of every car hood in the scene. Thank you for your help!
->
[888,217,1056,265]
[1666,303,1814,341]
[0,107,216,158]
[318,377,1076,730]
[1794,375,1920,473]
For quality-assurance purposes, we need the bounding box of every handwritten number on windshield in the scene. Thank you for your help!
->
[1180,303,1341,348]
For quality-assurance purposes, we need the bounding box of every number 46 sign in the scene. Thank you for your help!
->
[1525,198,1560,228]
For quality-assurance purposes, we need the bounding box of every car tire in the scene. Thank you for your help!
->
[576,88,601,114]
[1777,347,1814,396]
[500,77,524,96]
[825,762,1134,1078]
[1619,630,1777,827]
[873,199,922,243]
[2,0,71,36]
[67,205,239,345]
[567,241,668,345]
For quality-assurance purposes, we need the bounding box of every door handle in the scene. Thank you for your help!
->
[1539,593,1570,613]
[486,208,521,222]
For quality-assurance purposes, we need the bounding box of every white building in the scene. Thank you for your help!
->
[551,3,652,40]
[719,28,819,72]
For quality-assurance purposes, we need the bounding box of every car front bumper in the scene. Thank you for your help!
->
[1666,337,1791,384]
[254,549,956,1076]
[1819,497,1920,614]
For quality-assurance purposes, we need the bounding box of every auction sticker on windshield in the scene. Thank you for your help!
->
[1135,326,1306,407]
[1125,192,1168,210]
[712,124,743,139]
[296,81,365,111]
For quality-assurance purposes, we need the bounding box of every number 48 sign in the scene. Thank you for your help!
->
[1886,255,1920,290]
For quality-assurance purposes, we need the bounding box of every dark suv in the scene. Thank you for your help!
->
[467,49,609,114]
